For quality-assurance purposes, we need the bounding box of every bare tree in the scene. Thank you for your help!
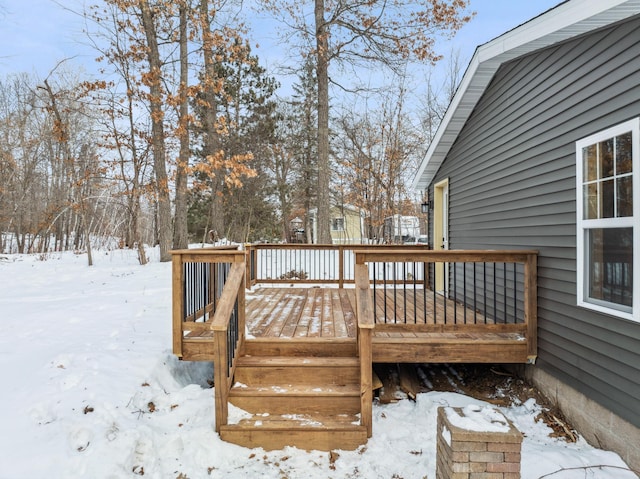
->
[84,1,163,264]
[88,0,256,254]
[421,47,464,142]
[138,0,173,261]
[257,0,473,243]
[336,79,425,242]
[39,75,96,265]
[197,0,227,239]
[0,74,47,253]
[172,1,190,250]
[0,67,105,257]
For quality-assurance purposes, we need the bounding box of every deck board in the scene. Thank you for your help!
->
[180,286,530,363]
[246,287,522,340]
[237,286,531,364]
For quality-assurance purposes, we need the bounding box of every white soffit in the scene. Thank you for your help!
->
[412,0,640,191]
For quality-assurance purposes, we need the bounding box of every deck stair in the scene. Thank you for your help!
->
[219,339,369,451]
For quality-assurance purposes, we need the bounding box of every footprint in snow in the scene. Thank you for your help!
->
[128,437,156,474]
[29,403,57,425]
[69,427,93,452]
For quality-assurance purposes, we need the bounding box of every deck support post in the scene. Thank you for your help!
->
[524,253,538,361]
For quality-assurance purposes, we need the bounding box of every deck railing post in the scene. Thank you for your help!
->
[524,253,538,362]
[238,270,246,352]
[213,329,229,431]
[354,261,374,437]
[339,245,345,288]
[172,253,184,358]
[244,244,251,289]
[359,327,373,437]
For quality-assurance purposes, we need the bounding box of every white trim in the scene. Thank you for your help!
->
[413,0,640,192]
[576,118,640,322]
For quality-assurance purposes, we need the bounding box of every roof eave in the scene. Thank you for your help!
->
[412,0,640,192]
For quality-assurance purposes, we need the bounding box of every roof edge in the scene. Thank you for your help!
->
[412,0,640,192]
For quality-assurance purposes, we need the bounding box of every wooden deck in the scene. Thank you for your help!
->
[242,287,530,364]
[182,286,531,363]
[246,287,357,339]
[172,247,537,450]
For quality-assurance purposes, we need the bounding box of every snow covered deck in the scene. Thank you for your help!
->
[240,286,531,364]
[171,245,538,450]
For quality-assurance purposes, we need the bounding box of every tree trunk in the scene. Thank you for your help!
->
[140,0,172,262]
[81,204,93,266]
[132,191,148,265]
[131,191,148,265]
[314,0,331,244]
[200,0,225,240]
[173,2,190,250]
[40,78,94,264]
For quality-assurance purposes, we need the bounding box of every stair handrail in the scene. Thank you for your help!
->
[171,247,246,431]
[354,263,374,437]
[210,261,246,432]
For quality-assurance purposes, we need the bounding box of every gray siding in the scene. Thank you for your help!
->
[430,15,640,427]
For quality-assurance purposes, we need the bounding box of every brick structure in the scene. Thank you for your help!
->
[436,406,523,479]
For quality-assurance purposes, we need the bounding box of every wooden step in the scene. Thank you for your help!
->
[234,356,360,386]
[242,338,357,357]
[228,383,361,415]
[222,344,369,450]
[220,414,367,451]
[180,337,358,362]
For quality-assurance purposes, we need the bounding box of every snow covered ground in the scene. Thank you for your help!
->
[0,248,637,479]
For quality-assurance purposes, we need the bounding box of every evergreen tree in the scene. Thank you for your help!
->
[189,38,279,242]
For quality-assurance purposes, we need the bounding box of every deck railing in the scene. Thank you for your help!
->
[171,247,246,431]
[245,243,433,288]
[354,248,538,360]
[245,243,356,287]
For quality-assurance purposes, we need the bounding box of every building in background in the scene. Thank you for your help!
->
[309,205,366,244]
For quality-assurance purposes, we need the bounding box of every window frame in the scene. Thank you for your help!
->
[331,217,345,232]
[576,117,640,322]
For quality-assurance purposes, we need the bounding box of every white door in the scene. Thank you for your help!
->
[434,180,449,294]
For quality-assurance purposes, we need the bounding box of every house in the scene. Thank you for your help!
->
[310,204,367,244]
[413,0,640,470]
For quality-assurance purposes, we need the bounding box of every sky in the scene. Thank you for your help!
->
[0,0,563,87]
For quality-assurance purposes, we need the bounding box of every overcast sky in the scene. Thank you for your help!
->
[0,0,562,87]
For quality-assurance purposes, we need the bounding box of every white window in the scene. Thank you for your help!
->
[576,118,639,321]
[331,217,345,231]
